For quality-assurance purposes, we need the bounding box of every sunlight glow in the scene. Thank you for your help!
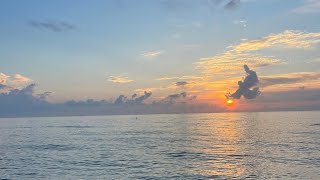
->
[227,99,234,105]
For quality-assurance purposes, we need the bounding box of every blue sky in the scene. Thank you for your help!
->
[0,0,320,113]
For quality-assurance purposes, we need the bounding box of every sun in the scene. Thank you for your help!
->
[226,99,234,106]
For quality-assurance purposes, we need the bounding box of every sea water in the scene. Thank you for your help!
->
[0,111,319,179]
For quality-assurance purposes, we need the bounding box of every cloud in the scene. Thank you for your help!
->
[260,72,320,87]
[0,83,12,94]
[258,88,320,105]
[114,95,126,105]
[108,75,133,83]
[226,65,261,99]
[114,91,152,105]
[131,93,137,99]
[292,0,320,14]
[10,74,33,87]
[169,92,187,99]
[1,83,319,117]
[224,0,240,10]
[156,75,203,81]
[0,72,33,89]
[162,92,197,104]
[0,73,10,84]
[167,92,187,103]
[141,50,164,59]
[233,19,247,28]
[232,30,320,51]
[28,20,75,32]
[131,91,152,104]
[161,0,244,12]
[196,30,320,76]
[37,91,53,100]
[0,84,51,116]
[176,81,188,87]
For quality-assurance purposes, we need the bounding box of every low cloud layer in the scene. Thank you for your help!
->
[226,65,260,99]
[114,91,152,105]
[162,92,197,104]
[1,80,319,117]
[0,84,51,116]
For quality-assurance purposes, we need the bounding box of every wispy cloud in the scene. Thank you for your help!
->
[156,75,204,81]
[28,20,75,32]
[161,0,245,12]
[107,75,133,83]
[260,72,320,88]
[141,50,165,59]
[224,0,240,10]
[196,30,320,76]
[232,30,320,51]
[233,19,247,28]
[292,0,320,14]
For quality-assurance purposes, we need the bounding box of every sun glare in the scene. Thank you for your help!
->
[227,99,234,105]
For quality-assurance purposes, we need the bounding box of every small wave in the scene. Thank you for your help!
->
[45,125,95,128]
[22,144,77,151]
[310,123,320,126]
[166,151,206,159]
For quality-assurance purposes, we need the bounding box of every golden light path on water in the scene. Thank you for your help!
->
[187,113,246,178]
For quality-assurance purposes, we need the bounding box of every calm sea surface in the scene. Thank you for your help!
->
[0,111,320,179]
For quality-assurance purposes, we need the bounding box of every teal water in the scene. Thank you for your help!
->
[0,111,320,179]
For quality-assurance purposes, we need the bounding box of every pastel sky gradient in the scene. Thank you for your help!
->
[1,0,320,114]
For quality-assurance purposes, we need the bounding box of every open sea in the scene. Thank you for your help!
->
[0,111,320,179]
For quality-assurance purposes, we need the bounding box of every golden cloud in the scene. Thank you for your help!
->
[196,30,320,76]
[108,75,133,83]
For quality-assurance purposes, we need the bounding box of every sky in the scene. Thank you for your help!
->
[0,0,320,116]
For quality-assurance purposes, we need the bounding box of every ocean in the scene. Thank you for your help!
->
[0,111,319,179]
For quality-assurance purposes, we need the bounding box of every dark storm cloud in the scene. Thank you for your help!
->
[176,81,188,86]
[227,65,261,99]
[28,20,75,32]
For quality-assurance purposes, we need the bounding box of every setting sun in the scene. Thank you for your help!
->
[227,99,234,105]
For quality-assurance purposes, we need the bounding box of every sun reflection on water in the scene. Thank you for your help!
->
[187,113,247,178]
